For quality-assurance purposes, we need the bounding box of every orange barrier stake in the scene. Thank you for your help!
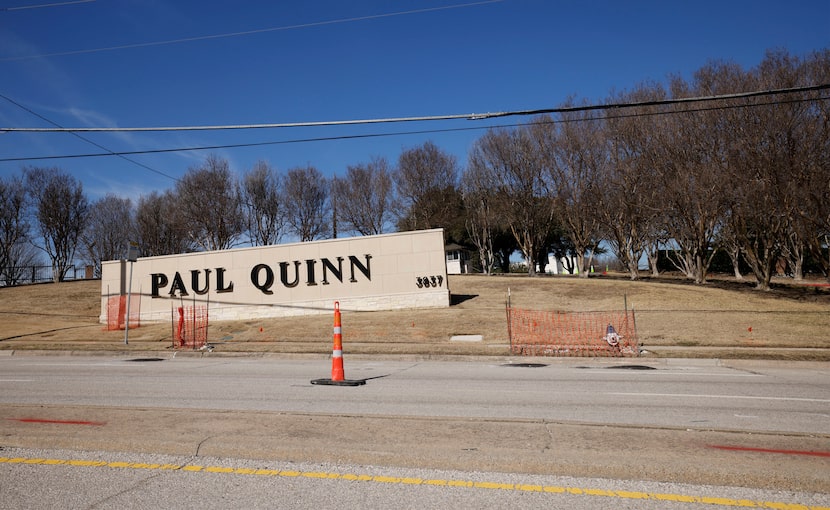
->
[331,301,345,381]
[176,307,185,347]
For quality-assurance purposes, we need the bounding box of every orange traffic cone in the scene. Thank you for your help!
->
[331,301,345,381]
[311,301,365,386]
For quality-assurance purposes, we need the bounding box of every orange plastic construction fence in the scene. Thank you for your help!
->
[105,295,140,331]
[172,305,209,349]
[507,307,639,357]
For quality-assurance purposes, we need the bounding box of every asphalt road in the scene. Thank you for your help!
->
[0,353,828,509]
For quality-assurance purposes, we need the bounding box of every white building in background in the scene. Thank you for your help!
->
[540,254,581,275]
[444,243,473,274]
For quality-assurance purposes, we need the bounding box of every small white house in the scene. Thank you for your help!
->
[445,243,473,274]
[541,254,581,275]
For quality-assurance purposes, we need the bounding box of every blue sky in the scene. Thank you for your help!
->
[1,0,828,202]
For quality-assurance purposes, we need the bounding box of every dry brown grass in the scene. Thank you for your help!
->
[1,273,828,360]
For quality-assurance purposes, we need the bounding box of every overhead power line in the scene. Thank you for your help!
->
[0,0,94,12]
[2,84,828,134]
[0,0,503,62]
[1,91,826,164]
[0,92,179,181]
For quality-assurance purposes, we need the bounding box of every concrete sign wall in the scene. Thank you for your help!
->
[100,229,449,323]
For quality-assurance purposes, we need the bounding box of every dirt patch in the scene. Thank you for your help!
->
[0,274,828,359]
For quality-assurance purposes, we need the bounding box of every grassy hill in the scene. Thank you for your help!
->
[1,274,828,360]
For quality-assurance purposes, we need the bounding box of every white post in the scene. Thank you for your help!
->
[123,242,140,345]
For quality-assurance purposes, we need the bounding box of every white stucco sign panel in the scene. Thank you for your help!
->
[100,229,449,323]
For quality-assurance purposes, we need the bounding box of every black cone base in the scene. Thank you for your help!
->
[310,378,366,386]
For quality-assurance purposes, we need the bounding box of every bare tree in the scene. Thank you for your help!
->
[715,221,745,280]
[651,67,737,284]
[241,161,284,246]
[25,167,89,282]
[459,50,827,286]
[0,173,30,285]
[469,126,552,276]
[801,50,830,280]
[724,51,824,289]
[603,86,667,280]
[136,191,193,257]
[724,61,788,289]
[176,155,244,251]
[335,157,393,236]
[3,243,41,285]
[394,141,462,235]
[82,194,135,277]
[283,165,331,242]
[536,112,605,278]
[461,158,501,274]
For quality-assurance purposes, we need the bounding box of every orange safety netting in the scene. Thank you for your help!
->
[105,295,140,331]
[507,307,639,357]
[172,305,209,349]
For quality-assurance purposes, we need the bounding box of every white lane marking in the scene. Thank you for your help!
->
[0,379,34,382]
[606,392,830,403]
[19,363,133,367]
[595,372,762,377]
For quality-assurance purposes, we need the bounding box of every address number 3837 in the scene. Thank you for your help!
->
[416,275,444,288]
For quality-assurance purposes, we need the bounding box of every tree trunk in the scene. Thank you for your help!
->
[645,242,660,277]
[728,246,743,280]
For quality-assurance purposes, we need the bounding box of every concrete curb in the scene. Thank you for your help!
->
[0,348,827,368]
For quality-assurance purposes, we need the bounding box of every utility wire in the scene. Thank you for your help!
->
[0,0,503,62]
[3,84,827,133]
[0,92,179,181]
[0,0,94,12]
[1,93,826,163]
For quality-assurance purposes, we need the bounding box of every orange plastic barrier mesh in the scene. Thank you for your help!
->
[105,295,140,331]
[172,305,209,349]
[507,307,639,357]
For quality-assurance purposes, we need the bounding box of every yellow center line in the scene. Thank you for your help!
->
[0,456,825,509]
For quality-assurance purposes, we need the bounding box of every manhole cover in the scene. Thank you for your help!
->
[125,358,165,362]
[502,363,548,368]
[606,365,656,370]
